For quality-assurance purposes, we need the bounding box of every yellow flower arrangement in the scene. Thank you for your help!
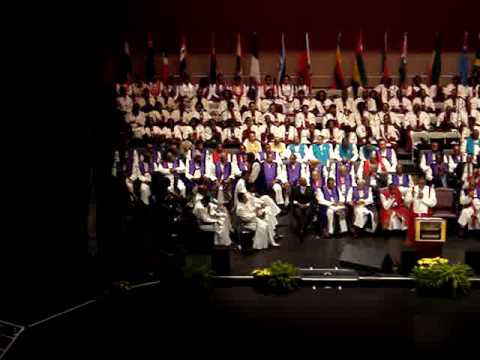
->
[417,257,449,268]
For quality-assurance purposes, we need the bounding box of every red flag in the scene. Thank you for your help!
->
[298,32,312,89]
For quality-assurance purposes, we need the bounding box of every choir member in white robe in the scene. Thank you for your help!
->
[404,176,437,219]
[406,75,431,97]
[412,89,435,112]
[443,76,468,98]
[374,78,399,104]
[177,74,196,99]
[295,105,316,128]
[316,177,348,237]
[458,185,480,233]
[334,89,355,114]
[300,123,321,144]
[389,91,412,113]
[155,152,187,198]
[242,101,264,125]
[347,179,377,235]
[236,191,278,250]
[192,195,232,247]
[292,90,312,112]
[377,140,398,173]
[378,114,400,143]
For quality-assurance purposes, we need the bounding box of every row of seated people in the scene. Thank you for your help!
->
[117,74,480,114]
[113,138,480,246]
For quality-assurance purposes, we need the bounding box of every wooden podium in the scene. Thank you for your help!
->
[415,217,447,258]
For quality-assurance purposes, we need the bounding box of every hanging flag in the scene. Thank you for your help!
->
[179,35,187,74]
[161,50,169,83]
[120,41,132,83]
[278,33,286,84]
[381,32,389,83]
[399,32,408,87]
[428,33,442,85]
[235,33,243,77]
[249,32,261,84]
[298,32,312,89]
[145,32,156,82]
[352,31,368,86]
[209,32,217,84]
[332,32,345,89]
[458,32,469,85]
[472,32,480,79]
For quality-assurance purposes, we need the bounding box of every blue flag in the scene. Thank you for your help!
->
[458,32,469,85]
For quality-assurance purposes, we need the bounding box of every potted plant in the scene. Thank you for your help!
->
[182,257,214,298]
[252,261,299,295]
[410,257,473,298]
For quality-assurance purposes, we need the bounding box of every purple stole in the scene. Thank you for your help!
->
[476,186,480,199]
[162,159,179,169]
[311,179,323,193]
[287,162,301,185]
[259,151,277,162]
[236,153,247,172]
[425,150,441,166]
[322,187,339,202]
[377,148,392,163]
[336,174,352,191]
[392,173,410,187]
[189,158,206,177]
[263,162,278,187]
[451,154,462,164]
[139,161,149,175]
[312,164,325,186]
[352,186,369,201]
[215,162,231,180]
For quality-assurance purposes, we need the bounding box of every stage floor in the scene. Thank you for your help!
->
[229,212,480,275]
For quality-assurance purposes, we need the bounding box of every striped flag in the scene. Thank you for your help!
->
[179,35,187,75]
[249,32,261,84]
[120,41,132,83]
[278,32,286,84]
[428,33,442,85]
[145,32,155,82]
[352,31,368,86]
[235,33,243,76]
[209,32,217,84]
[381,32,389,83]
[458,32,469,85]
[399,33,408,87]
[161,50,169,83]
[298,32,312,89]
[472,32,480,79]
[332,33,345,89]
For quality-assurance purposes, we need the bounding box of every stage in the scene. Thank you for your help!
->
[228,212,480,275]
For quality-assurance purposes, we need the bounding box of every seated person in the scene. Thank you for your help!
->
[321,119,344,145]
[379,183,412,240]
[241,117,260,141]
[155,151,187,198]
[185,152,208,189]
[291,177,315,240]
[462,129,480,163]
[283,117,297,144]
[222,118,242,145]
[308,134,334,167]
[458,182,480,236]
[203,119,223,147]
[221,100,242,124]
[420,142,448,186]
[242,101,264,125]
[317,177,348,238]
[232,144,249,176]
[347,178,378,237]
[236,191,280,249]
[208,153,234,205]
[292,90,312,112]
[334,138,359,163]
[126,152,152,205]
[283,136,310,163]
[269,137,286,157]
[378,114,400,144]
[300,123,321,144]
[412,88,435,113]
[256,153,285,207]
[376,139,397,173]
[436,106,458,130]
[359,141,379,162]
[243,131,262,154]
[192,191,232,247]
[388,164,413,195]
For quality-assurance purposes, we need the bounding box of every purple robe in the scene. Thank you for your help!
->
[287,162,302,185]
[263,162,278,187]
[139,161,150,175]
[236,153,247,172]
[189,157,206,177]
[215,162,232,180]
[322,187,339,202]
[424,150,442,166]
[351,186,370,201]
[392,173,410,187]
[259,151,277,162]
[377,148,393,163]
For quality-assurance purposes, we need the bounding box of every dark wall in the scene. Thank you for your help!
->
[106,0,479,53]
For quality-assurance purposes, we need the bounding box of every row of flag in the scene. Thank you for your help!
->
[121,32,480,89]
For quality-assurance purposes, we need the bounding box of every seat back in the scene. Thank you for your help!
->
[433,187,456,214]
